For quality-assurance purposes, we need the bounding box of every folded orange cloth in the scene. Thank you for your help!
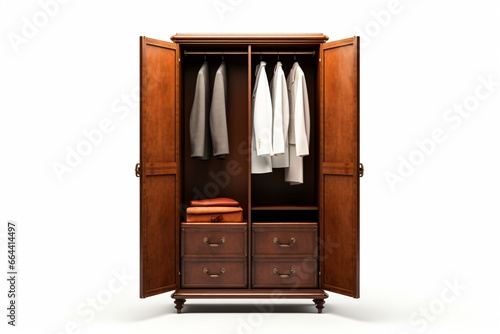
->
[186,206,243,222]
[189,197,239,207]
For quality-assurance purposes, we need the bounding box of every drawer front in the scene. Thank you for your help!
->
[252,258,318,288]
[252,223,317,257]
[182,223,247,257]
[182,259,247,288]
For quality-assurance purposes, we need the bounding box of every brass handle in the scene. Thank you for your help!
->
[273,237,296,247]
[203,267,226,278]
[203,236,226,247]
[359,163,364,177]
[135,163,141,177]
[273,267,296,278]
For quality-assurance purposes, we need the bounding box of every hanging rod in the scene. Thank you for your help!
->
[183,50,315,56]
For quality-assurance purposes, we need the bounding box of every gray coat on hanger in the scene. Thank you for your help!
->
[210,61,229,159]
[190,62,210,160]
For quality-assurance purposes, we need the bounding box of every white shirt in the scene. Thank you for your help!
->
[251,61,273,174]
[285,62,310,184]
[271,61,290,168]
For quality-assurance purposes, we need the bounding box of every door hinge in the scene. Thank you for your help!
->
[135,163,141,177]
[359,163,364,177]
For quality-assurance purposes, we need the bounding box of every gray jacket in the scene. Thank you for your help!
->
[190,62,210,160]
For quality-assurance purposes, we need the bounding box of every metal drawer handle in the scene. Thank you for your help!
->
[203,236,226,247]
[203,267,226,278]
[273,237,296,247]
[273,267,296,278]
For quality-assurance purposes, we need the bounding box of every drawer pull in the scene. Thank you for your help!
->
[203,267,226,278]
[273,267,296,278]
[203,236,226,247]
[273,237,296,247]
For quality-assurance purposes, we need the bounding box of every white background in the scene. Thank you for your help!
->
[1,0,500,333]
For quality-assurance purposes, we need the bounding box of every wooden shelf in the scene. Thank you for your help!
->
[172,288,328,299]
[251,206,319,211]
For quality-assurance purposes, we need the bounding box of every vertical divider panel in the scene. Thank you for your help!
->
[247,44,253,289]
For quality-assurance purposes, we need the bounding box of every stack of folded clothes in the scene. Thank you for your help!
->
[186,197,243,222]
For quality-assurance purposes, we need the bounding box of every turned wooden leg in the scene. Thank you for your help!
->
[313,299,325,313]
[174,299,186,313]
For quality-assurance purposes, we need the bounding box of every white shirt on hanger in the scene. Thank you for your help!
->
[285,62,310,184]
[271,61,290,168]
[251,61,273,174]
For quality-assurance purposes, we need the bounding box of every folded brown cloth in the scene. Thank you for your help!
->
[189,197,239,207]
[186,206,243,222]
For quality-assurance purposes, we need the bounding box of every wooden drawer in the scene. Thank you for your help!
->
[252,222,317,257]
[182,259,247,288]
[252,258,318,288]
[182,222,247,257]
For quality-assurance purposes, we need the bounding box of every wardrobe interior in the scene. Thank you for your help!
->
[181,44,320,224]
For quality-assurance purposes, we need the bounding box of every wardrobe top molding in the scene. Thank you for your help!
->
[169,33,329,45]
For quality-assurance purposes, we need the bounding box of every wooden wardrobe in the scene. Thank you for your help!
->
[137,33,361,313]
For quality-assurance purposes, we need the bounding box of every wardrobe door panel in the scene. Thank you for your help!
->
[140,37,180,298]
[319,37,360,298]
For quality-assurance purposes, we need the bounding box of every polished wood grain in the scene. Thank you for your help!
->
[140,37,180,298]
[252,222,318,257]
[139,33,361,312]
[181,222,247,258]
[251,206,319,211]
[252,223,318,289]
[319,37,360,297]
[172,288,328,298]
[252,258,318,288]
[172,289,328,313]
[171,33,329,45]
[182,259,247,288]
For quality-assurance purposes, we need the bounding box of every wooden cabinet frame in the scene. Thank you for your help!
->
[138,34,360,313]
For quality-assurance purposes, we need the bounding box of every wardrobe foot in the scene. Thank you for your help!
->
[174,299,186,313]
[313,299,325,313]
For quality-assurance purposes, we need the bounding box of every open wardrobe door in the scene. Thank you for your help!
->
[319,36,360,298]
[139,37,180,298]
